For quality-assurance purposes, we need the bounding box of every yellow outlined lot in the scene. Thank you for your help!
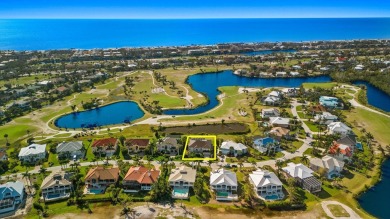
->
[182,135,217,161]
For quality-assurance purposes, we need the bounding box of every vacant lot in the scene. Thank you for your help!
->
[328,204,350,217]
[163,123,250,135]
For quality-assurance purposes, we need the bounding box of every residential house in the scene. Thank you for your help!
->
[249,169,284,201]
[169,166,197,199]
[290,71,300,77]
[281,88,299,97]
[220,141,247,157]
[123,166,160,192]
[210,169,238,201]
[0,151,7,161]
[125,139,150,153]
[314,112,338,125]
[261,108,280,119]
[84,166,120,194]
[187,138,213,156]
[0,181,25,214]
[41,171,73,201]
[91,138,118,157]
[327,122,353,137]
[282,163,322,193]
[329,142,353,162]
[253,137,279,153]
[262,91,282,106]
[18,144,47,163]
[310,155,345,179]
[319,96,343,109]
[309,105,327,116]
[336,134,362,150]
[275,71,287,77]
[269,117,290,128]
[269,127,292,141]
[157,137,180,154]
[56,141,84,159]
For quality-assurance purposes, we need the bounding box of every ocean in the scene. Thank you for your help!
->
[0,18,389,50]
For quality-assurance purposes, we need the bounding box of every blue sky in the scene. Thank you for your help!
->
[1,0,389,18]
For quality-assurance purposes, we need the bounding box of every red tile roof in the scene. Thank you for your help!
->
[125,139,150,148]
[329,142,352,157]
[92,138,118,147]
[123,166,160,184]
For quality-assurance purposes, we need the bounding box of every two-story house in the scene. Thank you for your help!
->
[18,144,47,163]
[282,163,322,193]
[91,138,118,157]
[210,169,238,201]
[125,139,150,153]
[84,166,120,194]
[310,155,345,179]
[123,166,160,192]
[0,181,25,214]
[56,141,85,160]
[41,171,73,201]
[157,137,180,154]
[187,138,213,157]
[249,169,284,201]
[220,141,247,157]
[169,166,196,199]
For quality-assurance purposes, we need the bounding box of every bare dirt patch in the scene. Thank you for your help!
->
[163,123,250,135]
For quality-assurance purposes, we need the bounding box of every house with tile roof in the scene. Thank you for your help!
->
[123,166,160,192]
[187,138,213,156]
[282,163,322,193]
[249,169,284,201]
[269,127,292,141]
[84,166,120,194]
[41,171,73,201]
[210,169,238,201]
[0,181,25,214]
[125,139,150,153]
[310,155,345,179]
[329,142,353,161]
[56,141,85,159]
[169,166,196,199]
[157,137,180,154]
[220,141,247,157]
[18,144,47,163]
[91,138,118,157]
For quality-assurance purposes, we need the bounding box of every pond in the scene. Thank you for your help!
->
[353,80,390,112]
[163,70,332,115]
[55,101,144,129]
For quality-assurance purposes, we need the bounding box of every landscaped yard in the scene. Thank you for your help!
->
[304,121,323,132]
[328,204,350,217]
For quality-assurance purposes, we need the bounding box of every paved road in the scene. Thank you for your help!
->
[321,200,362,219]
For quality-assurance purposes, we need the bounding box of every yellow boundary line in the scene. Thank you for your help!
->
[182,135,217,161]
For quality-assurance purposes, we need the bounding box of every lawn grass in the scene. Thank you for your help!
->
[0,124,39,145]
[302,82,338,90]
[303,148,313,155]
[328,204,350,217]
[304,121,322,132]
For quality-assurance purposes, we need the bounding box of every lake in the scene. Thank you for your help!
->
[353,80,390,112]
[164,70,332,115]
[55,101,144,129]
[358,159,390,219]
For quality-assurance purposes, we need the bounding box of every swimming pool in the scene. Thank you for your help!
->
[46,193,61,199]
[264,194,280,200]
[216,191,229,197]
[172,188,189,198]
[89,189,104,194]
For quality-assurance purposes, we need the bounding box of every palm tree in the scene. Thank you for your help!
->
[366,132,374,147]
[39,166,47,176]
[4,134,9,145]
[275,160,283,176]
[22,171,32,194]
[300,154,309,165]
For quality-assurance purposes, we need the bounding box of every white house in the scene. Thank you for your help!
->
[275,72,287,77]
[269,117,290,128]
[282,163,322,193]
[0,181,25,214]
[290,71,300,76]
[314,112,338,125]
[327,122,353,137]
[310,155,345,179]
[261,108,280,119]
[18,144,47,163]
[220,141,247,157]
[210,169,238,201]
[169,166,197,199]
[262,91,282,106]
[249,169,284,201]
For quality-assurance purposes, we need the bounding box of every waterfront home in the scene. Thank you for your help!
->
[125,139,150,153]
[210,169,238,201]
[253,137,279,153]
[169,166,196,199]
[281,88,299,97]
[327,122,353,137]
[336,134,362,150]
[123,166,160,192]
[329,142,353,162]
[262,91,282,106]
[18,144,47,163]
[0,151,7,161]
[220,141,247,157]
[314,112,338,125]
[261,108,280,119]
[269,127,291,141]
[269,117,290,128]
[290,71,300,77]
[187,138,213,155]
[91,138,118,157]
[282,163,322,193]
[249,169,284,201]
[41,171,72,201]
[310,155,345,179]
[275,71,287,77]
[319,96,343,109]
[157,137,180,154]
[56,141,84,160]
[0,181,25,214]
[84,166,120,194]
